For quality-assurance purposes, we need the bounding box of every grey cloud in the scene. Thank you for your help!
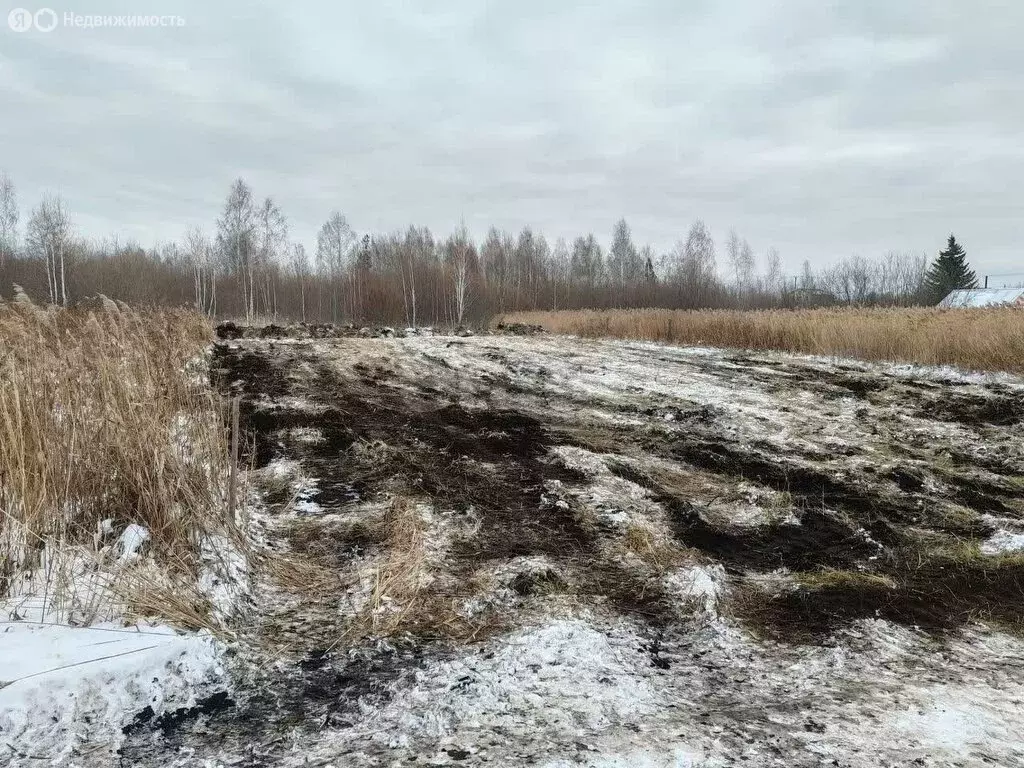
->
[1,0,1021,276]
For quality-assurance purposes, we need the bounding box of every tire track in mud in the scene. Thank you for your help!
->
[459,338,1024,640]
[120,339,684,765]
[121,333,1024,766]
[215,342,596,561]
[478,338,1024,638]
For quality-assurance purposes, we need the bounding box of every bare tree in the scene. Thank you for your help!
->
[608,218,640,306]
[0,173,18,266]
[684,220,717,279]
[726,229,755,293]
[799,259,815,291]
[664,219,717,307]
[738,239,755,292]
[764,247,783,294]
[444,221,474,325]
[635,243,658,305]
[530,233,550,309]
[215,179,257,320]
[26,194,71,305]
[821,255,873,304]
[511,227,542,310]
[549,237,569,310]
[397,226,433,328]
[289,242,310,321]
[316,212,355,322]
[480,227,514,313]
[570,234,604,306]
[256,197,288,318]
[876,251,927,304]
[184,227,216,316]
[725,229,742,287]
[349,233,373,322]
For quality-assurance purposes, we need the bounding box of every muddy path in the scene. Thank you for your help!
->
[121,334,1024,767]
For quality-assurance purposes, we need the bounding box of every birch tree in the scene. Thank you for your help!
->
[738,239,755,292]
[726,229,755,292]
[570,234,604,305]
[215,179,257,320]
[184,227,216,316]
[608,218,638,303]
[397,226,434,328]
[256,197,288,318]
[480,228,514,313]
[0,173,18,266]
[662,219,717,307]
[26,195,71,305]
[548,238,569,310]
[764,247,783,294]
[444,222,475,325]
[316,212,355,322]
[289,242,310,321]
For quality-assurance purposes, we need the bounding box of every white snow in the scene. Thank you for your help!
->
[549,446,663,529]
[0,622,226,766]
[891,688,1004,753]
[264,458,301,479]
[543,749,703,768]
[293,497,325,515]
[664,564,726,614]
[2,545,120,626]
[980,528,1024,555]
[357,618,667,756]
[199,534,250,623]
[117,524,150,564]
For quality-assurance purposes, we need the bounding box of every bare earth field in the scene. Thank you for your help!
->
[124,331,1024,767]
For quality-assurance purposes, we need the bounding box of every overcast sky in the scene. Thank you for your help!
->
[2,1,1022,277]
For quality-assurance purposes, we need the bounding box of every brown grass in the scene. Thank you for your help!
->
[500,307,1024,373]
[624,523,687,571]
[0,298,236,626]
[360,497,429,636]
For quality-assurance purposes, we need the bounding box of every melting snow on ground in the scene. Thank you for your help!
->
[55,332,1023,767]
[980,528,1024,555]
[117,524,150,564]
[0,622,225,766]
[0,519,232,767]
[664,564,726,614]
[328,617,679,765]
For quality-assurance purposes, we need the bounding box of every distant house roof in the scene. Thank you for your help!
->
[938,288,1024,308]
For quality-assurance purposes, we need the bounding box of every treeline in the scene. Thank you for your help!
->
[0,174,936,325]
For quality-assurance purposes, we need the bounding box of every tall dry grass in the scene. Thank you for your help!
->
[0,297,236,625]
[500,307,1024,373]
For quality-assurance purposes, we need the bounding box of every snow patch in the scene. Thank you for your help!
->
[548,447,658,529]
[876,682,1024,759]
[550,445,612,476]
[117,524,149,564]
[199,534,250,623]
[264,458,301,479]
[294,497,325,516]
[0,623,226,766]
[543,749,703,768]
[664,564,726,613]
[365,619,662,754]
[980,528,1024,555]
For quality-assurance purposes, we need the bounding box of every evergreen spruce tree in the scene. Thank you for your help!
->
[924,234,977,302]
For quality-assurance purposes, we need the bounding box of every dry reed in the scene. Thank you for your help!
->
[624,523,685,571]
[0,297,235,625]
[361,497,428,636]
[500,307,1024,373]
